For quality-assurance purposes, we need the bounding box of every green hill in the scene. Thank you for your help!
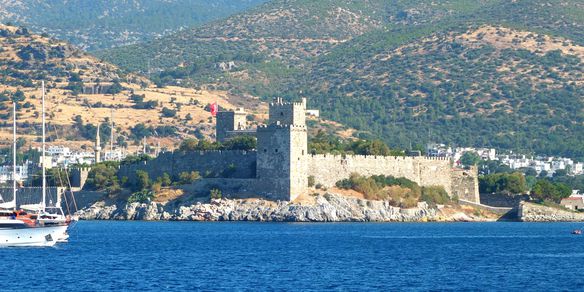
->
[102,0,584,159]
[0,0,267,50]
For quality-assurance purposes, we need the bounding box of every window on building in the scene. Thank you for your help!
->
[280,112,284,116]
[275,149,279,153]
[263,149,267,153]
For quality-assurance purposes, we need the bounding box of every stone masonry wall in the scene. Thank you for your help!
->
[0,187,63,208]
[307,155,454,195]
[119,150,257,185]
[451,167,480,203]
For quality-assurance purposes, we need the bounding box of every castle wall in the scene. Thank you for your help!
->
[307,155,454,194]
[479,193,528,208]
[451,167,480,203]
[179,178,287,201]
[70,167,91,190]
[216,110,247,142]
[0,187,63,209]
[119,150,257,185]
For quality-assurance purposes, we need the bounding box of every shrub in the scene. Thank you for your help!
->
[161,107,177,117]
[222,164,237,177]
[135,170,150,191]
[421,186,450,206]
[156,173,172,187]
[210,189,222,200]
[179,171,201,185]
[128,190,154,204]
[151,182,162,193]
[336,173,423,202]
[222,136,256,150]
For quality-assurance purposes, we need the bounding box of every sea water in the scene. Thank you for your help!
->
[3,221,584,291]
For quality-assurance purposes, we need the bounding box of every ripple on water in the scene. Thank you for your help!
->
[2,221,584,290]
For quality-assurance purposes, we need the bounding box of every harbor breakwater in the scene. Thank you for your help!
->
[77,193,489,222]
[519,201,584,222]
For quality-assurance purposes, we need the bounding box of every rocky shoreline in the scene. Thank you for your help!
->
[78,193,490,222]
[519,201,584,222]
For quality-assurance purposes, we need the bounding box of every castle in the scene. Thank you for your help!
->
[120,98,479,202]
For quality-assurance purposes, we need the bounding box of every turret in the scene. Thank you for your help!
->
[256,98,308,201]
[216,108,248,142]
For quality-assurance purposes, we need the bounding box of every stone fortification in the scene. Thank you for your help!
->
[451,167,480,203]
[116,97,480,202]
[256,123,308,201]
[480,192,529,208]
[268,97,306,127]
[216,108,250,142]
[70,167,91,190]
[118,150,257,185]
[308,155,450,189]
[0,187,63,209]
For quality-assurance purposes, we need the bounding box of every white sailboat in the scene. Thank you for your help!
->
[0,81,73,247]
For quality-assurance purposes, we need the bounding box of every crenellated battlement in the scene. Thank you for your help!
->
[269,97,306,108]
[257,123,307,131]
[309,154,450,161]
[268,97,307,127]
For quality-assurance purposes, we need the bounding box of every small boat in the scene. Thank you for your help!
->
[572,229,582,235]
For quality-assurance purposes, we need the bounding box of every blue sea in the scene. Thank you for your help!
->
[4,221,584,291]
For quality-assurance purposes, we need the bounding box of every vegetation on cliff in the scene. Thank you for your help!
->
[336,173,452,208]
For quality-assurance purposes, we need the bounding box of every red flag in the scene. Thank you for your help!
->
[210,102,218,117]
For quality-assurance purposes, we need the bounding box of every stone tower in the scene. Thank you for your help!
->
[216,108,247,142]
[94,124,102,164]
[256,98,307,201]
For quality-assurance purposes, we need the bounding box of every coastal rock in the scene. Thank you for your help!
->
[519,202,584,222]
[77,193,451,222]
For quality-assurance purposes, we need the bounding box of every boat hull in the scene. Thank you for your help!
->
[0,225,69,247]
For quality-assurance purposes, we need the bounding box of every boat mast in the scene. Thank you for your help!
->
[110,109,114,161]
[41,81,46,212]
[12,101,17,209]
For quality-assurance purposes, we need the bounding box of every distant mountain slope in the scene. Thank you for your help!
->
[0,24,350,153]
[102,0,497,73]
[0,0,267,50]
[102,0,584,159]
[305,24,584,158]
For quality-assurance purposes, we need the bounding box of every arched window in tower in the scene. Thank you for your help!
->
[280,112,284,116]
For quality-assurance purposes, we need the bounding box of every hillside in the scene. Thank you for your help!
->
[0,24,251,152]
[103,0,584,160]
[0,24,351,155]
[0,0,267,50]
[101,0,494,93]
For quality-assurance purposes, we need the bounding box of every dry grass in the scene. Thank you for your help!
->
[458,25,584,61]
